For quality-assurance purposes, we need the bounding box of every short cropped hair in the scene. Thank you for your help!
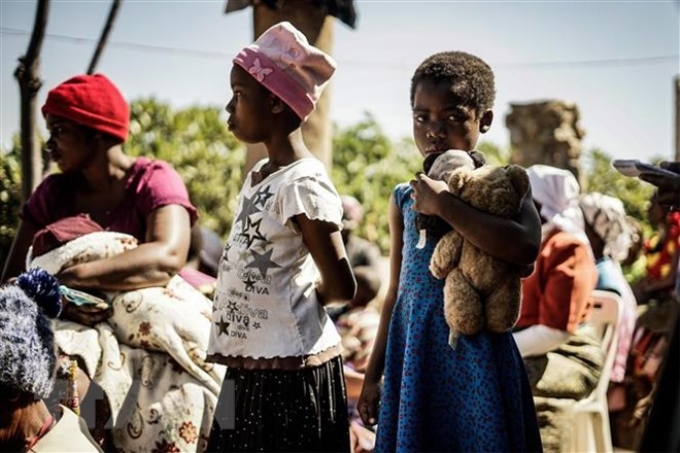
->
[410,51,496,116]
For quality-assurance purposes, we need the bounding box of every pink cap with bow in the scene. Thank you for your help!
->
[233,21,337,121]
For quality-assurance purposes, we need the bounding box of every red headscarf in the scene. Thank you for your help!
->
[41,73,130,142]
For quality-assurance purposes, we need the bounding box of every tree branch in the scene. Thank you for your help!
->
[87,0,123,75]
[14,0,50,201]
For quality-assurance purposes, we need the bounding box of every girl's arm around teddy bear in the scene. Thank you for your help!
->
[409,172,541,267]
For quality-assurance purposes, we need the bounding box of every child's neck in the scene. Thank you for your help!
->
[265,128,311,167]
[251,129,312,185]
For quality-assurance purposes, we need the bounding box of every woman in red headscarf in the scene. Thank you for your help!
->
[0,74,224,452]
[2,73,197,294]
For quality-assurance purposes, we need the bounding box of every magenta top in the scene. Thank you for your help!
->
[22,157,198,242]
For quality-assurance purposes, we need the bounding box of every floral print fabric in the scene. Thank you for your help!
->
[31,232,226,452]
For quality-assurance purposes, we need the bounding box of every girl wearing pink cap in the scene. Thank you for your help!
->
[205,22,356,452]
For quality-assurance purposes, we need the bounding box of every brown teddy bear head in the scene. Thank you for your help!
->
[446,164,530,218]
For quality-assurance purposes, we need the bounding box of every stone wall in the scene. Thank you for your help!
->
[505,100,586,184]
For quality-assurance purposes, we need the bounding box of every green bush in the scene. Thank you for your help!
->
[583,148,655,223]
[125,98,244,239]
[0,139,22,263]
[331,113,421,253]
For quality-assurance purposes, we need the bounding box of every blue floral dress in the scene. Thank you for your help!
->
[376,183,543,453]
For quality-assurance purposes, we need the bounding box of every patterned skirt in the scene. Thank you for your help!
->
[207,355,350,452]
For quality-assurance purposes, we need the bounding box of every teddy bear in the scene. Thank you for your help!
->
[426,151,530,347]
[414,149,484,248]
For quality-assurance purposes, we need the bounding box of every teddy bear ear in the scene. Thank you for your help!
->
[469,150,486,168]
[446,167,471,192]
[506,165,530,197]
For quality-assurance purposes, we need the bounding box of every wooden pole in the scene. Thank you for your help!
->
[15,0,50,201]
[87,0,123,75]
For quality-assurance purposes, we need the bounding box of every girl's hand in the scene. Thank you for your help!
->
[357,379,381,426]
[409,172,449,216]
[60,297,112,327]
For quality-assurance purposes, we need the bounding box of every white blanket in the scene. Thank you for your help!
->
[30,232,226,453]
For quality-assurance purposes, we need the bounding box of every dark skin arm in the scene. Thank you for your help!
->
[57,205,192,291]
[296,214,357,305]
[3,205,191,325]
[3,205,191,290]
[409,172,542,267]
[358,193,403,426]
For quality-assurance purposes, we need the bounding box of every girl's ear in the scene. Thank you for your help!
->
[81,126,101,146]
[480,110,493,134]
[270,94,286,114]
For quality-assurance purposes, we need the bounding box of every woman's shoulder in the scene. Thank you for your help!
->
[128,156,186,189]
[131,156,177,174]
[125,156,196,220]
[543,231,595,270]
[30,171,71,201]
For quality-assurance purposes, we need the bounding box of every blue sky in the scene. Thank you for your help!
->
[1,1,679,164]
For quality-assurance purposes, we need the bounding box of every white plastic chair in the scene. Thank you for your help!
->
[569,289,622,453]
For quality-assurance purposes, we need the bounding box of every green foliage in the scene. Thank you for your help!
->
[477,140,510,166]
[331,113,420,253]
[125,98,244,239]
[1,102,662,270]
[582,148,657,284]
[0,137,22,262]
[583,148,654,223]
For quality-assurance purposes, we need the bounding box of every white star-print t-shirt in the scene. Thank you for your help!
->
[206,157,344,362]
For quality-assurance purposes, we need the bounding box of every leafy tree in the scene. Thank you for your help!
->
[125,98,244,239]
[477,141,510,166]
[582,148,654,224]
[332,113,420,253]
[0,135,49,264]
[0,139,22,262]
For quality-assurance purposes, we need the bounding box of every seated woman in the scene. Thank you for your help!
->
[1,74,224,452]
[612,191,680,450]
[579,191,639,438]
[512,165,601,451]
[579,192,637,388]
[513,165,598,362]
